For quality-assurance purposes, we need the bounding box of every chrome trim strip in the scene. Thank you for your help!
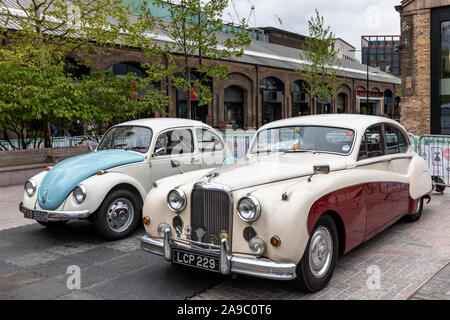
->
[19,203,90,221]
[139,233,297,281]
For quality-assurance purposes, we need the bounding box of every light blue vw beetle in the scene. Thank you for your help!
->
[20,118,230,240]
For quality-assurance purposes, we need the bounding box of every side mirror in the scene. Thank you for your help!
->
[313,164,330,175]
[369,133,381,144]
[308,164,330,182]
[171,159,181,168]
[171,159,183,174]
[153,147,167,157]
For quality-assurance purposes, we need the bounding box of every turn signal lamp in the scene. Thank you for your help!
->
[270,236,281,247]
[143,216,150,226]
[46,166,52,171]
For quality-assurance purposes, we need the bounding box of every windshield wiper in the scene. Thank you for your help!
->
[125,146,147,152]
[113,143,128,149]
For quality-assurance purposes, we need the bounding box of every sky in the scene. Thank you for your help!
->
[223,0,401,59]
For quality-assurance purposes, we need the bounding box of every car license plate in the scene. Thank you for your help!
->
[23,208,48,222]
[172,248,220,272]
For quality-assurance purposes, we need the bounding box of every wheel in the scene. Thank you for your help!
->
[403,197,424,223]
[432,176,446,193]
[37,220,69,227]
[293,215,338,292]
[93,189,140,240]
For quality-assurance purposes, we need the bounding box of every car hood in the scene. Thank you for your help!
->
[202,152,349,191]
[38,150,145,210]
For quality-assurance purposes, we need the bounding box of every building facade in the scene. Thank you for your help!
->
[334,38,357,62]
[361,35,401,74]
[397,0,450,135]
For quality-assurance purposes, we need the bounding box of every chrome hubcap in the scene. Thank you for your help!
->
[309,226,333,278]
[106,198,134,233]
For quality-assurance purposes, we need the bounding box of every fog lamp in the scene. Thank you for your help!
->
[249,236,266,256]
[158,222,171,237]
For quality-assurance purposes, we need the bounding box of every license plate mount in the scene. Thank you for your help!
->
[172,248,220,272]
[23,208,48,222]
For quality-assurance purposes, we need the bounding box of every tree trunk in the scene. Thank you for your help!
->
[43,117,51,148]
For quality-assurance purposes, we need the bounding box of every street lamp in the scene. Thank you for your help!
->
[350,49,370,114]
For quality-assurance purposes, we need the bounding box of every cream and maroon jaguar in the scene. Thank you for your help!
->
[140,114,432,292]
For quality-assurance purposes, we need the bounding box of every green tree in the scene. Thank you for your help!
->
[0,0,154,147]
[137,0,252,120]
[299,9,342,114]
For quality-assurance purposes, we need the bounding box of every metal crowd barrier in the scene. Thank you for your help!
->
[413,135,450,191]
[222,131,256,159]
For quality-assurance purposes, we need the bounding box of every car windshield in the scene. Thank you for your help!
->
[250,126,355,155]
[97,126,152,153]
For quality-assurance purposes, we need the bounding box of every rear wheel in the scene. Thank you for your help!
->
[93,189,140,240]
[293,215,338,292]
[403,198,423,223]
[37,220,69,227]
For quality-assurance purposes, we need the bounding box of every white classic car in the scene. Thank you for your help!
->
[19,118,230,240]
[140,114,432,292]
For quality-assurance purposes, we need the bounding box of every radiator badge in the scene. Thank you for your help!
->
[209,234,217,244]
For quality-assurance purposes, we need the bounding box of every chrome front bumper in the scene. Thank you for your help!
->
[19,202,90,221]
[140,231,297,281]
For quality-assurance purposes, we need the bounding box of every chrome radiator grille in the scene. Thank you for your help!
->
[190,187,232,246]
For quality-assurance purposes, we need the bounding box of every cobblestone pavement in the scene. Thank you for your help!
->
[191,192,450,300]
[0,185,449,300]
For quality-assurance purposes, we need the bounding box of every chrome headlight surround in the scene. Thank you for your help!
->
[24,179,37,197]
[73,184,87,204]
[167,187,187,213]
[237,195,261,222]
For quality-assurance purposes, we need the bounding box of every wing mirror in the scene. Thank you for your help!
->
[308,164,330,182]
[153,147,167,157]
[171,159,183,174]
[369,133,381,144]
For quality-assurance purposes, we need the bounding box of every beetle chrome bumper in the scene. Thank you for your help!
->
[140,231,297,281]
[19,202,90,221]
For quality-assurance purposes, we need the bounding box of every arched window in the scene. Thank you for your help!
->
[291,80,310,117]
[337,93,347,113]
[107,62,147,78]
[224,86,244,129]
[384,89,394,118]
[260,77,284,125]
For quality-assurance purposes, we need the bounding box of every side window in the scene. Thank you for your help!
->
[154,129,194,155]
[385,125,400,154]
[195,129,224,153]
[397,129,408,153]
[358,125,385,160]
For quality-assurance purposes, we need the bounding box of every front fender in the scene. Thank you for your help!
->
[62,172,148,214]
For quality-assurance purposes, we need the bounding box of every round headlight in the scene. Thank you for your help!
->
[167,188,187,212]
[237,195,261,222]
[73,184,87,203]
[24,180,37,197]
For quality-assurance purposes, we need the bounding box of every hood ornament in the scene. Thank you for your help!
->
[194,228,206,241]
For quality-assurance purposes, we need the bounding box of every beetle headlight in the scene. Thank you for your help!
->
[167,188,187,212]
[24,180,37,197]
[237,195,261,222]
[73,184,87,203]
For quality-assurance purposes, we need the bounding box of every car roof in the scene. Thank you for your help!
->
[260,114,408,133]
[114,118,213,133]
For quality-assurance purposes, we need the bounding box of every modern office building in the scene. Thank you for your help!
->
[361,35,401,74]
[396,0,450,135]
[333,38,358,62]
